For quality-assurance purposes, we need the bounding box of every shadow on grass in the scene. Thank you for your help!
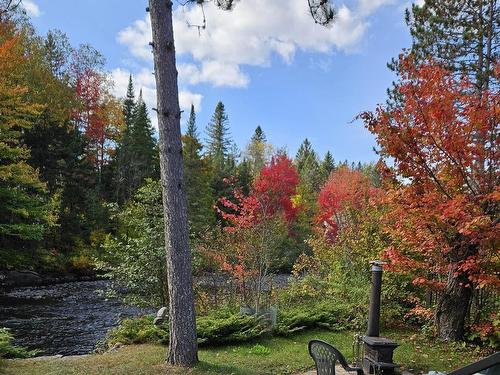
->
[164,360,255,375]
[196,360,255,375]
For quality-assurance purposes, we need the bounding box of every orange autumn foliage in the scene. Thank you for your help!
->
[316,166,382,240]
[360,56,500,290]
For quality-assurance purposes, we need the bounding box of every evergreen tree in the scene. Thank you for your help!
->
[25,116,97,253]
[182,105,213,237]
[206,101,235,202]
[43,29,72,80]
[129,91,157,189]
[123,75,135,127]
[292,139,322,259]
[245,126,272,176]
[359,162,382,188]
[236,158,252,196]
[114,77,136,204]
[17,22,109,259]
[319,151,335,185]
[226,143,240,174]
[206,101,231,171]
[186,104,197,139]
[115,86,156,204]
[252,125,266,143]
[295,138,322,192]
[400,0,499,92]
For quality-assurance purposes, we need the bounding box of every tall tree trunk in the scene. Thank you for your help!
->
[435,272,472,341]
[148,0,198,366]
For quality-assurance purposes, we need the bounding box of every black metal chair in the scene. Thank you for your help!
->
[308,340,364,375]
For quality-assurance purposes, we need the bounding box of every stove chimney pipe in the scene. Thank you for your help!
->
[363,260,399,374]
[367,260,384,337]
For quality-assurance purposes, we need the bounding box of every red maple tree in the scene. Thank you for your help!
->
[209,155,300,310]
[360,56,499,340]
[218,154,301,227]
[316,166,382,240]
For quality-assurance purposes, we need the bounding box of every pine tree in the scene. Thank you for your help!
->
[43,29,71,80]
[293,139,321,257]
[206,101,235,202]
[400,0,499,92]
[226,143,240,174]
[186,104,197,140]
[148,1,198,364]
[115,77,135,204]
[115,85,156,204]
[319,151,335,185]
[295,138,321,192]
[182,105,213,237]
[245,126,272,176]
[123,75,135,127]
[129,91,157,191]
[237,158,252,196]
[252,125,266,143]
[206,101,231,172]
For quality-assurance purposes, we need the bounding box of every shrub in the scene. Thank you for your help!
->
[467,314,500,349]
[197,310,269,345]
[275,300,365,336]
[106,309,270,348]
[0,328,38,359]
[105,316,168,346]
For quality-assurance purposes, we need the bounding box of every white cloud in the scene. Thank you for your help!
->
[117,17,151,61]
[178,61,249,87]
[358,0,397,17]
[117,0,396,89]
[179,91,203,113]
[22,0,41,17]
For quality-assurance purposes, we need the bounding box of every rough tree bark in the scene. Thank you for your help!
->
[435,271,473,341]
[148,0,198,366]
[146,0,334,366]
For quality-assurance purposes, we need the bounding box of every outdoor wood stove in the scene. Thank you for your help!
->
[362,261,399,375]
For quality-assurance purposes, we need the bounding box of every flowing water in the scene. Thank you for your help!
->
[0,280,152,356]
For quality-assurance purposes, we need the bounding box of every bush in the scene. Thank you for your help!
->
[467,314,500,349]
[0,328,38,359]
[105,316,168,346]
[275,300,365,336]
[106,309,270,348]
[197,310,269,345]
[107,299,369,351]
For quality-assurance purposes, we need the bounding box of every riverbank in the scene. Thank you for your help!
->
[1,329,487,375]
[0,269,99,289]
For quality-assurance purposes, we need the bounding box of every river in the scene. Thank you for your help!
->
[0,280,152,356]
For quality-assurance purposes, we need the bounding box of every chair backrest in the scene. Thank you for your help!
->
[308,340,352,375]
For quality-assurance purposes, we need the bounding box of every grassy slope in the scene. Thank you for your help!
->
[1,329,485,375]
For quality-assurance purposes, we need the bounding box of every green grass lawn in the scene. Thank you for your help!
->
[1,329,487,375]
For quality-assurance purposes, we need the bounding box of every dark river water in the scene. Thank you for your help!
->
[0,280,152,356]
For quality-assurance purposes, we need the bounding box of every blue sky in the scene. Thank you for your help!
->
[25,0,417,163]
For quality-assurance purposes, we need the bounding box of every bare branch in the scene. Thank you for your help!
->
[308,0,335,26]
[0,0,22,20]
